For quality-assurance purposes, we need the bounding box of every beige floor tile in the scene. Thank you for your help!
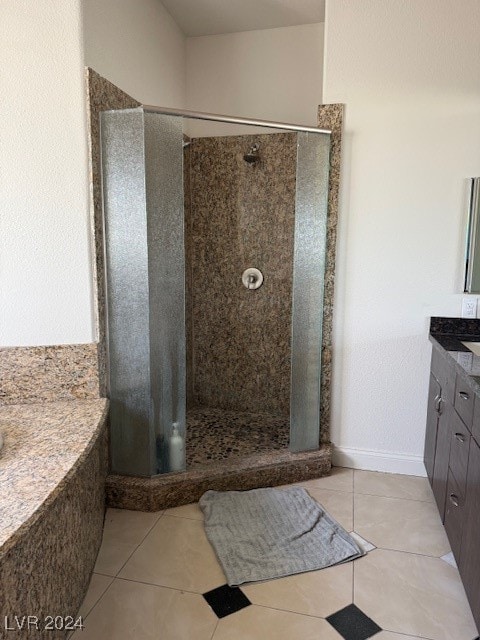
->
[354,549,477,640]
[164,502,203,520]
[212,605,343,640]
[354,493,450,556]
[306,488,353,531]
[373,634,424,639]
[242,562,353,618]
[118,515,225,592]
[93,540,138,577]
[354,470,434,502]
[71,578,217,640]
[78,574,114,618]
[102,508,163,544]
[94,508,163,576]
[284,467,353,493]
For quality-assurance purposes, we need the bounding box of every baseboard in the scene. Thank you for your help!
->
[332,446,427,476]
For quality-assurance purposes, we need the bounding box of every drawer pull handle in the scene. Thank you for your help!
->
[459,391,470,400]
[434,395,443,415]
[449,494,460,508]
[455,432,466,443]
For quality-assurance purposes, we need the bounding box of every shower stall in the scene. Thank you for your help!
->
[100,105,331,487]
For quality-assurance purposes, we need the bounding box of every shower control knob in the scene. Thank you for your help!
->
[242,268,264,290]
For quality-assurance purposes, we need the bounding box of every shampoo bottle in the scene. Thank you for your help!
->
[169,423,185,472]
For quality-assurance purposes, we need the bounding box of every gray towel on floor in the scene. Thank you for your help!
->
[199,486,364,586]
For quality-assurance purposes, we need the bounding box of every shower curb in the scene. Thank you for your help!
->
[106,444,332,511]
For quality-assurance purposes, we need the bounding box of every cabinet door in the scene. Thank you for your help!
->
[459,438,480,631]
[472,394,480,445]
[432,399,453,520]
[444,470,466,565]
[424,373,441,484]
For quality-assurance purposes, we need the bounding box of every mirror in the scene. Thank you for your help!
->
[464,178,480,292]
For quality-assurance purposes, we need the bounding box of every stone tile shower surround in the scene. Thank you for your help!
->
[85,70,342,439]
[81,70,343,509]
[318,104,343,446]
[185,133,297,416]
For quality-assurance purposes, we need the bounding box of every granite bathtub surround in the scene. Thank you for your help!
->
[0,399,108,639]
[107,445,331,511]
[85,68,140,395]
[186,132,297,416]
[0,344,100,405]
[317,103,344,446]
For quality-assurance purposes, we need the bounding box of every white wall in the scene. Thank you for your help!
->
[323,0,480,473]
[186,23,324,136]
[0,0,94,346]
[0,0,187,348]
[83,0,186,107]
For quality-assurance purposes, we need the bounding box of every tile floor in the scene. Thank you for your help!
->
[72,468,479,640]
[186,407,289,468]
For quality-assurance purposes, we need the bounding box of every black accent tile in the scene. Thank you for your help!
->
[326,604,382,640]
[203,584,252,619]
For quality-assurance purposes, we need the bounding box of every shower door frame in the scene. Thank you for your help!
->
[100,105,332,477]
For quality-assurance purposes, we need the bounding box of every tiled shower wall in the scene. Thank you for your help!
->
[185,133,297,416]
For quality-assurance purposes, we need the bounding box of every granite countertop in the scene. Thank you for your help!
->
[0,399,108,558]
[429,316,480,393]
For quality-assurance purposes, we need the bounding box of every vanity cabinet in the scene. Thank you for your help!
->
[459,437,480,626]
[426,347,456,518]
[425,344,480,630]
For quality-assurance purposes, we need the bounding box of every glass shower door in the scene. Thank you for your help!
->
[101,108,186,476]
[101,107,331,477]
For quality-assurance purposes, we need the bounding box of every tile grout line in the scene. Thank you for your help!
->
[76,574,116,630]
[76,574,224,630]
[113,574,220,596]
[85,509,167,616]
[364,545,451,560]
[354,490,435,504]
[164,512,203,521]
[245,602,331,621]
[112,510,166,577]
[93,511,165,586]
[381,625,438,640]
[209,619,220,640]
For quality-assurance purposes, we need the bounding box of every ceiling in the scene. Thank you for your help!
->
[161,0,325,37]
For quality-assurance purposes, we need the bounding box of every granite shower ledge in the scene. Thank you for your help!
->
[0,398,108,558]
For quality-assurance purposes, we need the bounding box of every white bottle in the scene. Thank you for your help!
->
[169,423,185,472]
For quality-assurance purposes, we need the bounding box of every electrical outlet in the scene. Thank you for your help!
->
[458,351,474,371]
[461,297,477,318]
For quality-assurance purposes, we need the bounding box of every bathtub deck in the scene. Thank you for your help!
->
[0,399,107,556]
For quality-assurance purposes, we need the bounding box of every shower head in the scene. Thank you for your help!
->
[243,143,260,164]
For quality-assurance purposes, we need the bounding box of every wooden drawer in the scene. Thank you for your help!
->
[449,409,471,494]
[431,347,455,403]
[444,469,466,564]
[454,374,475,429]
[459,438,480,630]
[472,394,480,446]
